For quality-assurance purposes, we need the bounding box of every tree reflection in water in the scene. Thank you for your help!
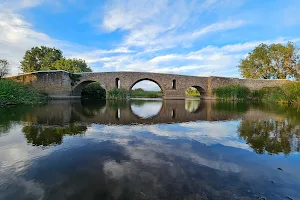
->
[238,119,300,155]
[185,99,201,113]
[23,124,87,146]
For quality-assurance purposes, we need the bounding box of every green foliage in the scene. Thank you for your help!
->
[130,88,162,98]
[21,46,63,72]
[238,119,299,155]
[20,46,92,73]
[214,85,251,100]
[0,59,10,79]
[214,82,300,104]
[82,82,106,99]
[238,42,300,80]
[23,124,87,146]
[69,73,82,86]
[185,87,200,97]
[53,58,92,73]
[108,88,128,99]
[0,79,47,106]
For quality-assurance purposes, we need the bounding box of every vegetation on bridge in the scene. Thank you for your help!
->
[0,79,47,106]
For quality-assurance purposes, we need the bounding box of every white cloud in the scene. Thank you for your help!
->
[100,0,244,50]
[0,10,55,75]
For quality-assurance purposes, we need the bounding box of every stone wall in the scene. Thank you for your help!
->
[7,71,72,97]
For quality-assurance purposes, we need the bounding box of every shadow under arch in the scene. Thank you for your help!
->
[186,85,207,99]
[72,80,106,96]
[129,78,165,98]
[129,99,164,120]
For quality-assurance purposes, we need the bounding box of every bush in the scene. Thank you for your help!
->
[213,82,300,105]
[107,88,128,99]
[0,79,47,106]
[81,82,106,99]
[281,82,300,104]
[213,85,251,100]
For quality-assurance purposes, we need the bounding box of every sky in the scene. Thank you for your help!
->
[1,0,300,90]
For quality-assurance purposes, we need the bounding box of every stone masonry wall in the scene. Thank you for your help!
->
[7,71,72,96]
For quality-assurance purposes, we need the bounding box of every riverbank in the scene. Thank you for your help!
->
[0,79,47,106]
[213,82,300,105]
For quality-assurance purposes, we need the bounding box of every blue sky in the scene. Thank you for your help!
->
[1,0,300,90]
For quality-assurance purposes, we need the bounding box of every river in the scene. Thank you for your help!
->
[0,99,299,200]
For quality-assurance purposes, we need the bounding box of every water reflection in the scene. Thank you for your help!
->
[185,99,201,112]
[130,99,163,118]
[239,119,300,155]
[0,100,300,199]
[23,124,87,146]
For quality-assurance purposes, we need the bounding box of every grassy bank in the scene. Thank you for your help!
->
[0,79,47,106]
[213,82,300,105]
[131,88,162,98]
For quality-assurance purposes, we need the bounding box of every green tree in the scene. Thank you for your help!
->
[0,59,9,79]
[20,46,63,72]
[238,42,300,80]
[53,58,92,73]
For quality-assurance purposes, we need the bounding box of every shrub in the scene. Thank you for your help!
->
[213,85,251,100]
[81,82,106,99]
[0,79,47,106]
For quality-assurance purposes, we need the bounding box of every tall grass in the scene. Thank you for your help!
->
[130,89,162,98]
[0,79,47,106]
[214,85,250,101]
[107,88,128,99]
[214,82,300,105]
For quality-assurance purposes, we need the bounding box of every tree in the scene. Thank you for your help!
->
[238,42,300,80]
[20,46,63,72]
[53,58,92,73]
[0,59,9,79]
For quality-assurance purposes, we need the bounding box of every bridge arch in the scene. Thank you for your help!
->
[129,78,165,98]
[72,80,105,96]
[185,85,206,99]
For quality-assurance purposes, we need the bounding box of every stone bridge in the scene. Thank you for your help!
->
[8,70,291,99]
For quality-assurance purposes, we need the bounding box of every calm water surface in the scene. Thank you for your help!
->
[0,99,300,200]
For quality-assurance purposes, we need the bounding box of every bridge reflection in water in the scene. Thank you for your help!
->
[23,99,244,126]
[1,99,299,155]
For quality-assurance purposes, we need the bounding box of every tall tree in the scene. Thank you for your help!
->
[0,59,10,79]
[238,42,300,80]
[20,46,63,72]
[53,58,92,73]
